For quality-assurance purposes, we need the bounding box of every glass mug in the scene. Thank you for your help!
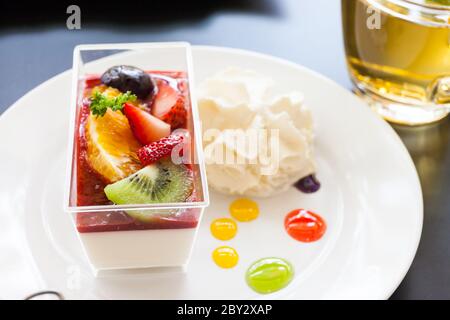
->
[342,0,450,125]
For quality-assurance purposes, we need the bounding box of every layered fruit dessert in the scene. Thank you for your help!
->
[66,45,207,274]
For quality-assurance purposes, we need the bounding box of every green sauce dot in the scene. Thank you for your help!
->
[246,258,294,294]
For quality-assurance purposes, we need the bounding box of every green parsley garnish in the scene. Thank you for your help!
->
[89,91,137,117]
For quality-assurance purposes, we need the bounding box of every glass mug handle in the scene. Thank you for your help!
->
[428,76,450,107]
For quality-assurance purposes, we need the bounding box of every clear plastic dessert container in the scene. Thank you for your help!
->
[64,42,209,276]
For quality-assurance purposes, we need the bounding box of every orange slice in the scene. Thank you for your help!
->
[86,107,143,183]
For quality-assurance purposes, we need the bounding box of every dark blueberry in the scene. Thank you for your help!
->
[294,174,321,193]
[101,65,156,99]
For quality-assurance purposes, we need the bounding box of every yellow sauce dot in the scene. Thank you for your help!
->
[229,198,259,222]
[210,218,238,241]
[212,246,239,269]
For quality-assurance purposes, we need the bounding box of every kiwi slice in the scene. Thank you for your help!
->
[104,159,193,222]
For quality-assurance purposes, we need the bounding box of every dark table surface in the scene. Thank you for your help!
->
[1,0,449,299]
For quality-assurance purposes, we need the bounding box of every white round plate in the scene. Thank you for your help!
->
[0,46,422,300]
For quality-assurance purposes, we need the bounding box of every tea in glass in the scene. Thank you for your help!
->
[342,0,450,125]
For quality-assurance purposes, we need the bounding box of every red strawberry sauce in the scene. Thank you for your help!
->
[74,71,199,233]
[284,209,326,242]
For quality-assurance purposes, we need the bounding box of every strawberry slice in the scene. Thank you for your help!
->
[123,103,170,145]
[137,134,184,166]
[151,83,187,129]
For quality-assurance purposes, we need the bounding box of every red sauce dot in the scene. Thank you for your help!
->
[284,209,326,243]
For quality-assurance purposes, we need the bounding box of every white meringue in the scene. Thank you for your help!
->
[198,68,316,197]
